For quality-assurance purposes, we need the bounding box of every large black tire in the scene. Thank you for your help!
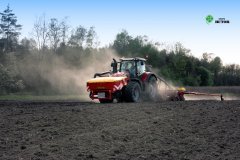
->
[99,99,113,103]
[147,76,158,101]
[124,81,141,102]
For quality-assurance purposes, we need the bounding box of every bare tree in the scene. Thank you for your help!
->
[49,17,70,51]
[48,18,61,52]
[41,15,48,50]
[60,17,69,45]
[68,25,87,48]
[32,14,49,50]
[32,17,41,50]
[86,26,97,48]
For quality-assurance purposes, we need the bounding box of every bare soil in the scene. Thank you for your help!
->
[1,100,240,160]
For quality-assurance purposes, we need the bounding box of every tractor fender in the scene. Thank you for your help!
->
[147,74,157,82]
[141,72,157,82]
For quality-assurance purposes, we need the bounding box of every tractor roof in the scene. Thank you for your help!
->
[120,57,146,61]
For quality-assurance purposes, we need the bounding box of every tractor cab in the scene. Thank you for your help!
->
[111,57,147,78]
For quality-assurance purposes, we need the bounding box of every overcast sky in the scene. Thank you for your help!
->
[0,0,239,65]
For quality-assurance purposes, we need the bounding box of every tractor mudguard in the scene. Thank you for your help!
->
[140,72,157,82]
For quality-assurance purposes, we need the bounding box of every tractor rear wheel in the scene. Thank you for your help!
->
[124,81,141,102]
[147,76,158,101]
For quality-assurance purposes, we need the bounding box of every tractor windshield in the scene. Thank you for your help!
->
[120,61,136,77]
[120,61,134,72]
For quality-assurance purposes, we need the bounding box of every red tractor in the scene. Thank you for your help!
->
[87,57,224,103]
[86,57,178,103]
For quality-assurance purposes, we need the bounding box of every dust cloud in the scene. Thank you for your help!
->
[17,49,119,98]
[150,68,177,100]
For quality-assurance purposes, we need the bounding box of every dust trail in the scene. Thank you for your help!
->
[17,49,119,100]
[150,67,177,100]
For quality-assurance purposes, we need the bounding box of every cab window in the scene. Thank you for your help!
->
[137,61,145,75]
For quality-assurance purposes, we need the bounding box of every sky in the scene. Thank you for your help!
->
[0,0,239,65]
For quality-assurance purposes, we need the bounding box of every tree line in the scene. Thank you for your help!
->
[112,30,240,86]
[0,5,240,94]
